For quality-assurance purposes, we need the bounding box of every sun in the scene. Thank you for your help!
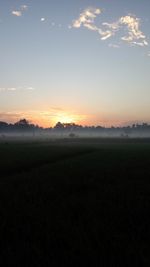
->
[50,110,86,126]
[53,113,76,124]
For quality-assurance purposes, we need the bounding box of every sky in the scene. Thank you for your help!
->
[0,0,150,127]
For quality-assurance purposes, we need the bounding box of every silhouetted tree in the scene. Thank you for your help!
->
[15,119,30,126]
[54,122,64,130]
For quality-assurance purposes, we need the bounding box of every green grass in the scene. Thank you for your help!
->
[0,138,150,266]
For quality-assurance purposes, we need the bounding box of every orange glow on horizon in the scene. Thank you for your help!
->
[28,110,87,128]
[0,109,140,128]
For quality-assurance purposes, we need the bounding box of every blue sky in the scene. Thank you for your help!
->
[0,0,150,127]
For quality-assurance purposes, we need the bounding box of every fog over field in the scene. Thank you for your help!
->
[1,119,150,140]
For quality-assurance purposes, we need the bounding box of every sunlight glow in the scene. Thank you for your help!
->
[51,112,80,125]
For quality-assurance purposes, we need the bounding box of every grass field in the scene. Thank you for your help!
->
[0,138,150,266]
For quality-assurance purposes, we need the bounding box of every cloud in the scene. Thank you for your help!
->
[26,87,35,91]
[108,43,120,48]
[98,29,114,40]
[8,88,17,91]
[72,8,116,41]
[72,8,117,40]
[101,15,148,46]
[102,21,120,31]
[41,17,45,22]
[0,112,23,122]
[72,7,114,40]
[12,5,28,17]
[101,22,120,40]
[12,11,22,17]
[72,8,148,48]
[21,5,28,11]
[0,87,17,92]
[119,15,148,46]
[72,7,101,30]
[0,86,35,92]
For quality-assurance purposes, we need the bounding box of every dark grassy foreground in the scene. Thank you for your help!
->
[0,138,150,266]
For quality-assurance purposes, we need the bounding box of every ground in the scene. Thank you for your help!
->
[0,138,150,266]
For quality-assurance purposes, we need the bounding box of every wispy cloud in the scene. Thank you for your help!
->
[119,15,148,46]
[26,87,35,91]
[0,112,23,122]
[72,7,101,30]
[12,5,28,17]
[72,8,118,40]
[12,11,22,17]
[72,8,148,48]
[72,7,115,40]
[102,21,120,31]
[40,18,63,29]
[0,86,35,92]
[0,87,17,92]
[20,5,28,11]
[101,21,120,40]
[108,43,120,48]
[99,28,115,40]
[102,15,148,46]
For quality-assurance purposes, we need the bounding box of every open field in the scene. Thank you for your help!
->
[0,138,150,266]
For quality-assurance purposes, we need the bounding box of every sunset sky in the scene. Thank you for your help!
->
[0,0,150,127]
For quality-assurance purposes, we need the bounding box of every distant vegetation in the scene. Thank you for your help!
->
[1,119,150,137]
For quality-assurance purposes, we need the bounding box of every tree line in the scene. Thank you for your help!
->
[0,119,150,137]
